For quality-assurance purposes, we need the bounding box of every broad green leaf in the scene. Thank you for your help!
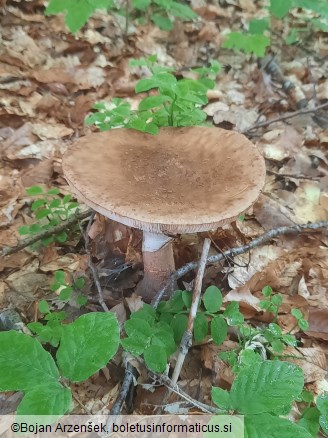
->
[151,14,173,31]
[18,225,30,235]
[31,199,46,210]
[36,208,51,219]
[153,329,176,356]
[262,286,273,297]
[245,412,313,438]
[49,199,61,208]
[317,394,328,434]
[230,361,304,414]
[124,318,152,339]
[211,316,227,345]
[131,308,156,326]
[55,231,68,243]
[267,323,282,337]
[203,286,222,313]
[223,302,244,326]
[54,270,66,284]
[298,318,309,331]
[132,0,151,10]
[47,188,60,195]
[59,287,72,301]
[291,308,303,320]
[144,345,167,372]
[171,314,188,343]
[57,312,120,382]
[271,294,283,306]
[239,349,262,367]
[163,290,185,313]
[62,194,72,204]
[38,300,50,314]
[271,340,284,353]
[17,383,71,416]
[0,331,59,391]
[298,407,321,437]
[74,277,85,289]
[182,291,192,309]
[136,73,177,93]
[121,337,147,356]
[169,2,197,19]
[76,295,88,307]
[270,0,292,19]
[249,18,269,35]
[194,313,208,342]
[223,32,270,57]
[26,185,43,196]
[212,387,232,410]
[138,95,172,111]
[27,323,62,347]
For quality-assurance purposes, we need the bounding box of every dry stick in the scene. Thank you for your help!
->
[244,101,328,133]
[1,209,92,257]
[151,220,328,308]
[110,360,136,415]
[82,212,110,313]
[171,238,211,385]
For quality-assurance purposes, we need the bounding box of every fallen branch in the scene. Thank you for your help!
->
[81,212,110,313]
[151,220,328,307]
[244,101,328,133]
[1,209,92,257]
[171,238,211,385]
[110,360,137,415]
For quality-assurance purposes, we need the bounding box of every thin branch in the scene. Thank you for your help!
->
[171,238,211,385]
[244,101,328,133]
[1,210,92,257]
[151,220,328,307]
[82,212,110,313]
[110,362,136,415]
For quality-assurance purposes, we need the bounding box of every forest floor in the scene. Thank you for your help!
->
[0,0,327,420]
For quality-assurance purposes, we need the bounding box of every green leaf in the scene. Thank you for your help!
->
[59,287,73,301]
[230,360,304,414]
[262,286,273,297]
[31,199,46,211]
[282,334,298,346]
[211,316,227,345]
[135,73,177,93]
[298,407,321,437]
[203,286,222,313]
[55,231,68,243]
[18,225,30,235]
[131,308,156,326]
[271,294,283,306]
[267,323,282,337]
[169,2,198,20]
[121,337,147,356]
[26,185,44,196]
[47,188,60,195]
[223,302,244,326]
[223,32,270,57]
[271,340,284,353]
[193,312,208,342]
[153,329,176,356]
[239,349,262,367]
[212,387,232,410]
[151,14,173,31]
[132,0,151,10]
[138,95,172,111]
[35,208,51,219]
[171,314,188,343]
[245,412,313,438]
[124,318,153,339]
[74,277,85,290]
[76,295,88,307]
[39,300,50,314]
[298,318,309,331]
[56,312,120,382]
[0,331,59,391]
[144,345,167,372]
[270,0,292,19]
[163,290,186,313]
[49,199,61,208]
[249,18,269,35]
[291,308,303,320]
[55,270,66,284]
[182,291,192,309]
[16,383,71,416]
[317,393,328,433]
[62,194,72,204]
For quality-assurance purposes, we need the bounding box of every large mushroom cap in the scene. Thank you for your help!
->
[63,127,266,233]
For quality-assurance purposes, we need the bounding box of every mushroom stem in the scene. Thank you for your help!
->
[136,231,175,302]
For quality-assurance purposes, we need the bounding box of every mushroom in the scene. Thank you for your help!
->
[62,127,266,302]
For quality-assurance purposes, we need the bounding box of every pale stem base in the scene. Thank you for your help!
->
[136,231,175,302]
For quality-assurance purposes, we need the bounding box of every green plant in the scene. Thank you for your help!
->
[220,285,309,372]
[223,0,328,57]
[86,56,220,134]
[19,186,80,246]
[45,0,197,34]
[211,360,313,438]
[0,313,120,415]
[121,287,244,372]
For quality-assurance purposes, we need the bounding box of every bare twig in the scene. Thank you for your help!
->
[82,212,110,312]
[151,220,328,307]
[1,210,92,257]
[244,101,328,133]
[110,361,136,415]
[171,238,211,385]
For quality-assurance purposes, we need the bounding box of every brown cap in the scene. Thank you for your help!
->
[63,127,266,234]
